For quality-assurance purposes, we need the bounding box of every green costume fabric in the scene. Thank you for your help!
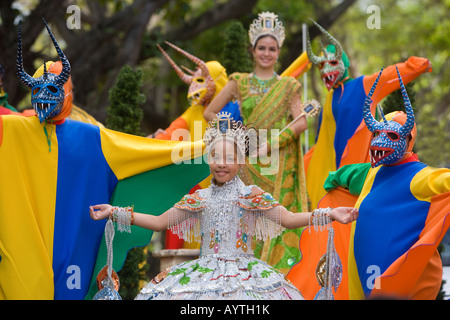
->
[230,72,308,274]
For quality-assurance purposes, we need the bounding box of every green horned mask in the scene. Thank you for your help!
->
[306,19,349,91]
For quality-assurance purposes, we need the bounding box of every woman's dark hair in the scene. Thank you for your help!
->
[252,34,280,49]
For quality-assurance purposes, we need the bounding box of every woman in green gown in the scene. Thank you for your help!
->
[204,12,308,274]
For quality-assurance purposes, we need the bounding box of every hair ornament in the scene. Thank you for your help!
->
[248,12,285,47]
[203,112,253,158]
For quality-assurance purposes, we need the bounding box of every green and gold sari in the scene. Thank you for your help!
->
[230,72,308,274]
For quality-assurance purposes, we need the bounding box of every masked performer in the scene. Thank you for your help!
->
[0,21,206,300]
[1,60,102,125]
[289,68,450,300]
[204,12,309,274]
[304,19,432,209]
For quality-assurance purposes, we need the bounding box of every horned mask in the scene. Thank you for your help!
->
[157,41,216,106]
[363,66,415,167]
[306,19,347,91]
[17,20,71,123]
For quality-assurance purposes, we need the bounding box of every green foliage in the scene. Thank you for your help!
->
[382,81,417,116]
[106,65,146,136]
[222,21,253,74]
[415,105,450,167]
[116,246,149,299]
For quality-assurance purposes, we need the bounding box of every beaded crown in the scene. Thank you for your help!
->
[203,112,252,158]
[248,12,285,47]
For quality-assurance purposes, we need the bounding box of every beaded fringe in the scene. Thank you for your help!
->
[167,207,284,245]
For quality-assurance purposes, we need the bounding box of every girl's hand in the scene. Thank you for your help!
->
[330,207,359,224]
[90,204,112,221]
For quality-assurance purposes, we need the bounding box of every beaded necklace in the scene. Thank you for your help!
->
[249,72,278,96]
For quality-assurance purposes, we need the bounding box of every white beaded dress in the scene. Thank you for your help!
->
[135,176,303,300]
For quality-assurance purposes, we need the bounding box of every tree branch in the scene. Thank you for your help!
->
[163,0,258,42]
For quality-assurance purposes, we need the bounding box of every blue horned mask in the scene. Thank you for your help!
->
[363,66,415,168]
[16,20,71,123]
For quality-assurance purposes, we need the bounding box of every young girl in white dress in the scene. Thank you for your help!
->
[90,113,358,300]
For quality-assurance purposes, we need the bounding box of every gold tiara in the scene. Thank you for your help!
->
[248,12,285,47]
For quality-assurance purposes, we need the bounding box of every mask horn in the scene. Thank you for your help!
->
[156,43,192,84]
[43,19,71,86]
[363,67,384,132]
[305,22,321,65]
[181,65,195,75]
[164,41,210,80]
[16,21,35,88]
[309,19,343,61]
[396,66,415,138]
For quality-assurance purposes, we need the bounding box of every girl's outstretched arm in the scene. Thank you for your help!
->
[279,206,358,230]
[90,204,169,231]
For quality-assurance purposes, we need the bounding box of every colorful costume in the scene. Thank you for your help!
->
[230,73,308,273]
[303,19,432,209]
[288,68,450,300]
[135,114,303,300]
[0,21,207,300]
[223,12,309,274]
[233,73,308,217]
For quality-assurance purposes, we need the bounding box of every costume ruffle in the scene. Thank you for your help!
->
[135,254,303,300]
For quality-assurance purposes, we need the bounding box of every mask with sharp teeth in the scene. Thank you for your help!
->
[363,66,415,168]
[16,20,71,123]
[306,19,349,91]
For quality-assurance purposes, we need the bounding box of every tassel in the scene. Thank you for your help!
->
[43,121,53,152]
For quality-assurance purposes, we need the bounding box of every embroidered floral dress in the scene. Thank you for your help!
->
[135,176,303,300]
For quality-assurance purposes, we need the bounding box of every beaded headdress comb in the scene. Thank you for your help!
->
[203,112,253,160]
[248,12,285,47]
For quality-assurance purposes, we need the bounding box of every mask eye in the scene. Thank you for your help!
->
[373,130,380,138]
[32,88,40,95]
[318,62,324,70]
[329,60,339,66]
[196,78,204,83]
[47,85,58,94]
[387,132,399,141]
